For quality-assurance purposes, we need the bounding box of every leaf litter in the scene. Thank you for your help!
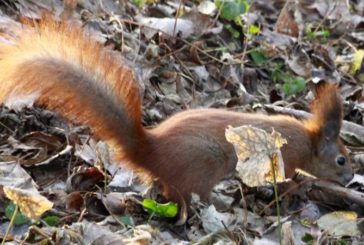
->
[0,0,364,244]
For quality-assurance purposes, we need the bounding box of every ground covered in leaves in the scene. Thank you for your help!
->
[1,0,364,244]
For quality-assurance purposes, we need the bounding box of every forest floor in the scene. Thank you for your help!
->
[0,0,364,244]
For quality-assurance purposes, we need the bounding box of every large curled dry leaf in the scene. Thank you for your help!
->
[4,186,53,220]
[0,161,38,191]
[225,125,287,187]
[317,211,360,236]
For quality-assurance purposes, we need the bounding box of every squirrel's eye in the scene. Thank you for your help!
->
[336,155,346,166]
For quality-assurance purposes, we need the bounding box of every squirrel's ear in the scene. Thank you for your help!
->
[306,82,343,140]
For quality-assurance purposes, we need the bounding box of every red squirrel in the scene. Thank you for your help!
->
[0,19,353,204]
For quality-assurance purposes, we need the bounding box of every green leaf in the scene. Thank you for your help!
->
[300,218,312,227]
[142,199,178,218]
[250,49,267,65]
[272,63,285,82]
[5,202,29,225]
[358,72,364,83]
[321,29,330,38]
[248,25,260,35]
[226,24,240,38]
[305,25,330,41]
[282,76,306,96]
[336,241,348,245]
[132,0,146,8]
[272,65,306,96]
[42,215,60,226]
[351,49,364,74]
[215,0,249,21]
[119,215,133,226]
[335,240,351,245]
[301,233,314,244]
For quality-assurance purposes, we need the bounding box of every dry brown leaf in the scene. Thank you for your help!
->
[317,211,360,237]
[4,186,53,220]
[0,161,38,191]
[136,16,194,39]
[275,1,299,37]
[225,125,287,187]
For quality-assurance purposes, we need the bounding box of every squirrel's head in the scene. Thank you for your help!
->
[304,82,353,185]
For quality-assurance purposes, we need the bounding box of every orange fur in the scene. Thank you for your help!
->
[304,83,343,138]
[0,19,353,205]
[0,19,143,161]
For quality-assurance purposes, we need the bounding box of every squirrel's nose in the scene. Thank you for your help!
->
[342,172,354,185]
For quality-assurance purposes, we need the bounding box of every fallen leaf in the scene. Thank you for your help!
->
[136,16,194,39]
[351,49,364,74]
[225,125,286,187]
[317,211,360,237]
[4,186,53,220]
[200,205,236,233]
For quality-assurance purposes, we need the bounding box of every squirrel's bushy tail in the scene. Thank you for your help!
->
[0,18,144,161]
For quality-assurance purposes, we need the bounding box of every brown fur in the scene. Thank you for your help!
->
[0,20,353,204]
